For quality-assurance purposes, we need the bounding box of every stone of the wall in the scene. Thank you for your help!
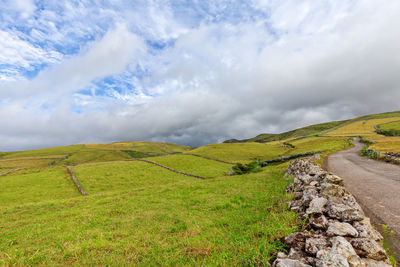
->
[273,157,392,267]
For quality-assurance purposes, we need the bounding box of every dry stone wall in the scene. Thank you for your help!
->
[273,157,393,267]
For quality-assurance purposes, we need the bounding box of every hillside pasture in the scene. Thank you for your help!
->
[369,136,400,153]
[70,160,197,194]
[376,120,400,137]
[379,120,400,131]
[149,154,232,178]
[187,143,288,163]
[286,137,351,154]
[357,111,400,120]
[0,156,63,168]
[85,142,138,151]
[0,133,359,265]
[57,149,132,166]
[0,164,297,266]
[244,120,349,143]
[85,141,193,154]
[325,117,400,136]
[1,145,84,159]
[0,167,79,207]
[0,142,192,167]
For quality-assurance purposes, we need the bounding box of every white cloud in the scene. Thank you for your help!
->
[10,0,36,18]
[0,24,144,99]
[0,1,400,151]
[0,30,62,78]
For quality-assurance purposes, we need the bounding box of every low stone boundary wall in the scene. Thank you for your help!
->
[135,159,206,180]
[0,168,25,176]
[273,158,393,267]
[381,152,400,165]
[260,151,315,166]
[66,166,89,196]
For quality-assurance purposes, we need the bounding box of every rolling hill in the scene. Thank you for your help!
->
[224,110,400,154]
[223,120,349,143]
[1,111,399,265]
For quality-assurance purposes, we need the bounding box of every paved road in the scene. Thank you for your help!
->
[325,138,400,260]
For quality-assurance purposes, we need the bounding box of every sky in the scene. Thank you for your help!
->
[0,0,400,151]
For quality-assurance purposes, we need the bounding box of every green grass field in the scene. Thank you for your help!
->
[379,120,400,131]
[0,111,397,265]
[1,136,330,265]
[187,142,289,163]
[242,120,349,143]
[86,141,192,154]
[228,110,400,156]
[369,137,400,153]
[0,157,62,168]
[71,160,197,194]
[319,114,400,154]
[59,149,132,165]
[149,154,232,178]
[283,136,352,161]
[1,145,85,159]
[0,167,79,207]
[186,136,351,166]
[0,163,296,266]
[325,117,400,137]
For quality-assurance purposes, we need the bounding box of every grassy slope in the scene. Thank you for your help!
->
[0,164,296,266]
[322,113,400,153]
[187,142,289,164]
[0,136,352,265]
[224,111,400,155]
[325,117,400,137]
[370,137,400,153]
[0,141,193,168]
[356,111,400,120]
[150,154,232,178]
[224,120,349,143]
[2,112,396,265]
[0,167,80,207]
[72,161,197,194]
[379,120,400,131]
[188,136,351,165]
[59,149,132,165]
[86,141,192,154]
[286,136,351,154]
[0,157,61,168]
[1,145,84,159]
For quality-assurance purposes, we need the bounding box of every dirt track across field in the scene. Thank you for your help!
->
[325,138,400,261]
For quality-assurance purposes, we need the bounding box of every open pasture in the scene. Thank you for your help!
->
[286,136,351,155]
[70,161,197,194]
[187,143,288,163]
[58,149,132,165]
[325,117,400,136]
[149,154,232,178]
[369,136,400,153]
[0,164,296,266]
[0,156,63,168]
[1,145,84,159]
[0,167,79,207]
[379,120,400,131]
[0,134,360,265]
[86,141,192,154]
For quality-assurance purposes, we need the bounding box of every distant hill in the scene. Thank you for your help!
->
[224,110,400,144]
[224,120,349,143]
[0,141,193,168]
